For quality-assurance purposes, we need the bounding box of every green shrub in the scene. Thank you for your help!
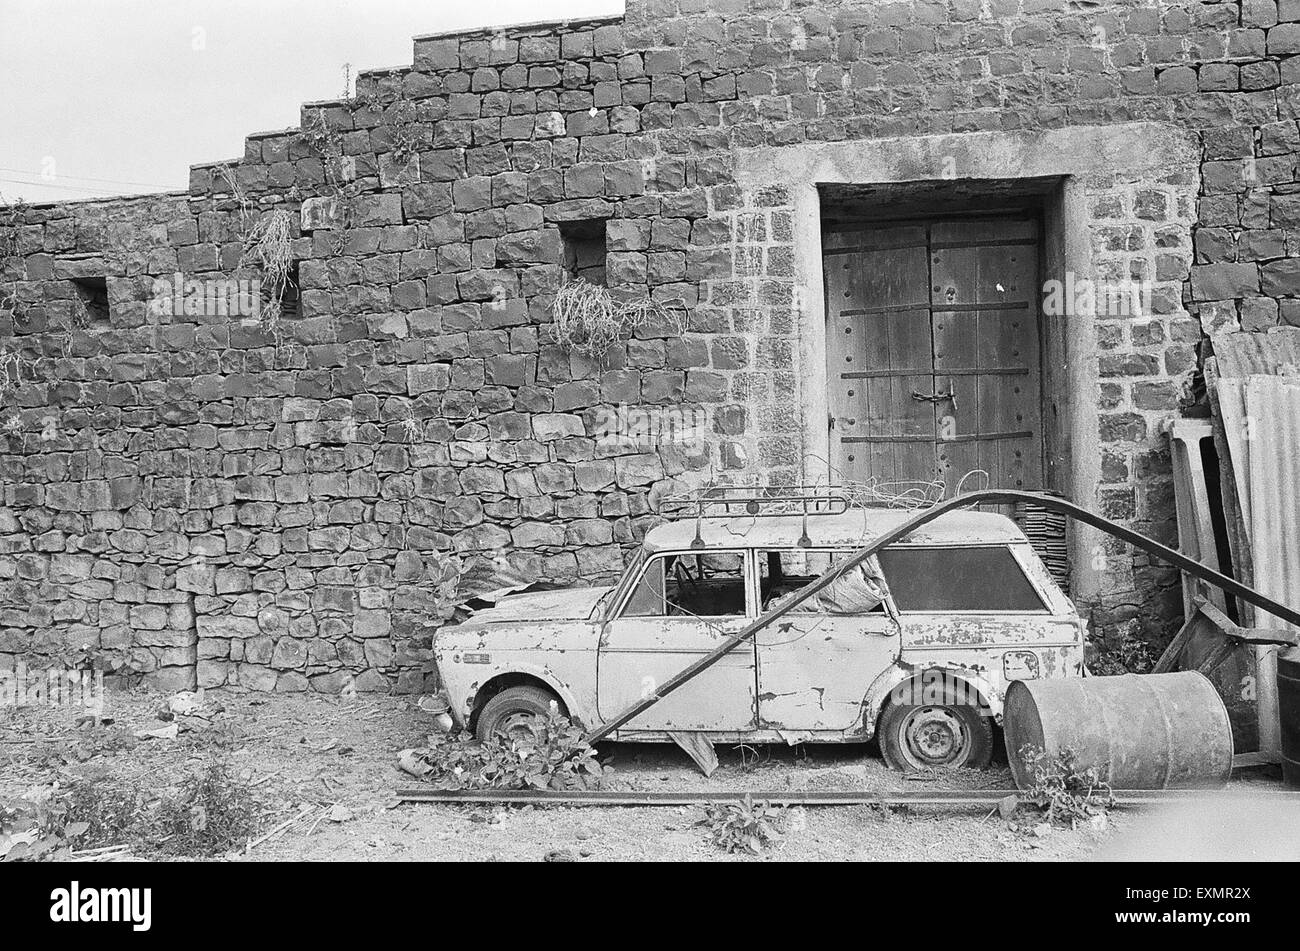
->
[1016,745,1114,827]
[411,713,603,791]
[0,787,82,861]
[63,776,147,849]
[153,762,266,857]
[1086,623,1155,675]
[698,795,787,855]
[2,761,268,860]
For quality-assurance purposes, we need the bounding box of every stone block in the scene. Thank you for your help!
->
[197,615,260,639]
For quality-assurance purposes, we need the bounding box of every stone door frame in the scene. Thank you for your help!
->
[733,121,1200,604]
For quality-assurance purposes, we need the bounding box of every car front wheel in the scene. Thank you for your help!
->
[475,685,565,743]
[878,690,993,771]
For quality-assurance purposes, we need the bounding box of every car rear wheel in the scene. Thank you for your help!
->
[878,688,993,771]
[475,685,565,744]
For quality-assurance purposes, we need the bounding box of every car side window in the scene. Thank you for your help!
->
[879,546,1047,612]
[620,552,747,618]
[759,550,889,615]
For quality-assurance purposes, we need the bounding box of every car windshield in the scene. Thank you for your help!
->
[602,545,647,616]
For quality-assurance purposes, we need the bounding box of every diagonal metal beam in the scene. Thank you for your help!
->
[584,489,1300,744]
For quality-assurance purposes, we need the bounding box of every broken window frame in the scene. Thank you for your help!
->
[758,548,897,618]
[615,549,751,620]
[608,542,1053,623]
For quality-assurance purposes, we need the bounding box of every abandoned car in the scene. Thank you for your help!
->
[432,506,1085,770]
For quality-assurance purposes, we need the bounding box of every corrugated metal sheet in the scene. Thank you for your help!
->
[1242,378,1300,756]
[1243,377,1300,634]
[1207,329,1300,554]
[1206,330,1300,757]
[1212,328,1300,378]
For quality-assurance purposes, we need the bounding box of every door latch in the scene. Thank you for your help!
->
[911,388,958,412]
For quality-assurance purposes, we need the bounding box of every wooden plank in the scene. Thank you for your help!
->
[987,225,1039,495]
[823,224,932,487]
[883,273,939,485]
[1206,359,1255,624]
[843,432,1032,444]
[931,218,1038,244]
[844,367,1030,379]
[1152,606,1210,674]
[840,302,1032,315]
[1168,420,1229,618]
[930,218,1042,505]
[823,227,926,253]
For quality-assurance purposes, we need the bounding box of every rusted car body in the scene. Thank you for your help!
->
[432,508,1086,769]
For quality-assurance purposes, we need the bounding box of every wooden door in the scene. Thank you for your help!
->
[824,218,1043,496]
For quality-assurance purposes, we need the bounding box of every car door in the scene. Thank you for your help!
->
[597,549,758,732]
[754,549,901,732]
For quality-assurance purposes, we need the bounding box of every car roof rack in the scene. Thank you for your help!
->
[661,486,850,549]
[661,486,850,520]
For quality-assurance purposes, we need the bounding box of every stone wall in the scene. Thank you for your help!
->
[4,0,1300,690]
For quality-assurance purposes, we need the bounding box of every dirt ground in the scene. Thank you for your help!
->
[2,685,1139,861]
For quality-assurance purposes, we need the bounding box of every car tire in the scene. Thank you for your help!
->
[877,685,993,771]
[475,685,565,743]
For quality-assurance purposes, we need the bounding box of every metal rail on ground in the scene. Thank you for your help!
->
[395,786,1300,809]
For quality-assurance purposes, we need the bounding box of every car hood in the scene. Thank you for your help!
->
[459,586,610,626]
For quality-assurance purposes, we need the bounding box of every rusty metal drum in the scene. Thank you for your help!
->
[1281,647,1300,789]
[1004,672,1234,790]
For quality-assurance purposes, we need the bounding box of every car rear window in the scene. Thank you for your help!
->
[879,546,1046,612]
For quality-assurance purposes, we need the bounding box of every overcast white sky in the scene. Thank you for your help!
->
[0,0,624,204]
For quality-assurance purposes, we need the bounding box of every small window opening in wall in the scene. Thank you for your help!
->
[559,220,607,286]
[260,262,301,320]
[70,277,110,326]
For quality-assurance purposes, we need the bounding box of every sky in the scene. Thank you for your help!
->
[0,0,624,205]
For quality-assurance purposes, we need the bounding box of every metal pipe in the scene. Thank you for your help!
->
[584,489,1300,744]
